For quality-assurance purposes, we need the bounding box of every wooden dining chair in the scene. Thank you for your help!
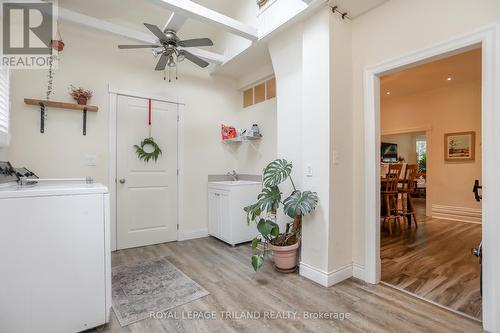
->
[382,163,402,235]
[398,164,418,229]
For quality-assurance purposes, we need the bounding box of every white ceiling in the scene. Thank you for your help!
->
[58,0,236,41]
[381,48,482,99]
[57,0,391,78]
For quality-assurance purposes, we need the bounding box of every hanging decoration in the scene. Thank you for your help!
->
[134,99,163,163]
[46,20,64,100]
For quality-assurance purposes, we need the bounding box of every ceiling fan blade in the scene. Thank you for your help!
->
[178,38,214,48]
[144,23,169,43]
[118,44,161,49]
[180,50,209,68]
[155,53,168,71]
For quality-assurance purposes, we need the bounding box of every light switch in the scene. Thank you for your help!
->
[333,151,340,165]
[306,164,313,177]
[85,155,97,167]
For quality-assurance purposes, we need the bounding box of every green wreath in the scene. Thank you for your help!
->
[134,137,162,162]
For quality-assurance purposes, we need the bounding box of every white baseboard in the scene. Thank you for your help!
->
[299,262,353,287]
[178,228,208,241]
[431,204,482,224]
[352,263,365,280]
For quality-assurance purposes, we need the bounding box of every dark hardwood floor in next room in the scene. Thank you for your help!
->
[381,198,482,320]
[95,235,481,333]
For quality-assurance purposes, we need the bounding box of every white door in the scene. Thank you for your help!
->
[208,190,220,237]
[117,95,178,249]
[218,192,231,242]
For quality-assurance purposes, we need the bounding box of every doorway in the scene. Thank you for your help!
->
[363,24,500,332]
[378,49,482,319]
[116,95,179,250]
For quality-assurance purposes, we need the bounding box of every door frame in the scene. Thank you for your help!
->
[363,23,500,331]
[108,85,185,251]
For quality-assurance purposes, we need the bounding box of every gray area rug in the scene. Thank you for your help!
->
[112,256,209,326]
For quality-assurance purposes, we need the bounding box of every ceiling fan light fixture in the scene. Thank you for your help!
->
[152,48,164,57]
[177,53,186,62]
[167,55,176,67]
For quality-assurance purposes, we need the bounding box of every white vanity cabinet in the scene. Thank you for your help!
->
[207,181,262,246]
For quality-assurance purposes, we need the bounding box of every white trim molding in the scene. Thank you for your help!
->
[299,262,353,287]
[363,22,500,332]
[352,263,365,280]
[432,204,482,224]
[178,229,208,241]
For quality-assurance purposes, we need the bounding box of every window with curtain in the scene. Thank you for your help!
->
[0,66,10,146]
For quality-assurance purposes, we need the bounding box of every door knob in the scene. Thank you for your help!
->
[119,179,126,184]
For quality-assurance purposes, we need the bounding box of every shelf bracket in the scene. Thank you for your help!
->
[39,102,45,133]
[82,107,87,136]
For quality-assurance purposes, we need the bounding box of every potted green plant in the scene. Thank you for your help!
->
[244,159,319,272]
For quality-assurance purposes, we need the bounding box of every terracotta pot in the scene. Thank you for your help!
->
[51,40,65,52]
[269,241,300,273]
[76,96,88,105]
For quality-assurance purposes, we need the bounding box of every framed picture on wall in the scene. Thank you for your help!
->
[444,131,475,162]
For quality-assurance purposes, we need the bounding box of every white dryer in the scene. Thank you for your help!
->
[0,162,111,333]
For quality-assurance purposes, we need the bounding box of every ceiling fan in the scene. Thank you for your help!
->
[118,23,214,77]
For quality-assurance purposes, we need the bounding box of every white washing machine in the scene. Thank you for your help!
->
[0,162,111,333]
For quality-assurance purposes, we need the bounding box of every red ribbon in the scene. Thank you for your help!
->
[148,99,152,126]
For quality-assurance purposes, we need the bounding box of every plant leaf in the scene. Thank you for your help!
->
[283,190,319,218]
[244,203,261,224]
[257,219,280,238]
[251,254,264,272]
[263,159,292,187]
[251,237,260,250]
[256,186,281,212]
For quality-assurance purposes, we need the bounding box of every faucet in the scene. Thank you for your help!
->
[227,170,238,181]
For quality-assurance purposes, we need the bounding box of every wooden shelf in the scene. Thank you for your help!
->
[24,98,98,112]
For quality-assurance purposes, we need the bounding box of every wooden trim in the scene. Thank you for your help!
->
[444,131,476,162]
[243,88,254,108]
[254,83,265,104]
[266,78,276,99]
[24,98,98,112]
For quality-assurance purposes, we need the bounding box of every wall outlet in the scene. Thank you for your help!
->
[85,155,97,167]
[306,164,313,177]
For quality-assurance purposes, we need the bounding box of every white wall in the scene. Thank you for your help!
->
[350,0,500,271]
[268,7,354,285]
[329,12,353,272]
[0,148,7,161]
[268,23,303,231]
[228,98,277,174]
[7,21,276,238]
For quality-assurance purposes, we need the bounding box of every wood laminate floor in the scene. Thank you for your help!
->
[381,198,482,320]
[94,234,482,333]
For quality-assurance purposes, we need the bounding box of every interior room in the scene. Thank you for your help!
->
[379,49,483,319]
[1,1,500,333]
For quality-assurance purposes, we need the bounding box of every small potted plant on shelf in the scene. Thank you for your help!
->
[69,85,93,105]
[244,159,319,272]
